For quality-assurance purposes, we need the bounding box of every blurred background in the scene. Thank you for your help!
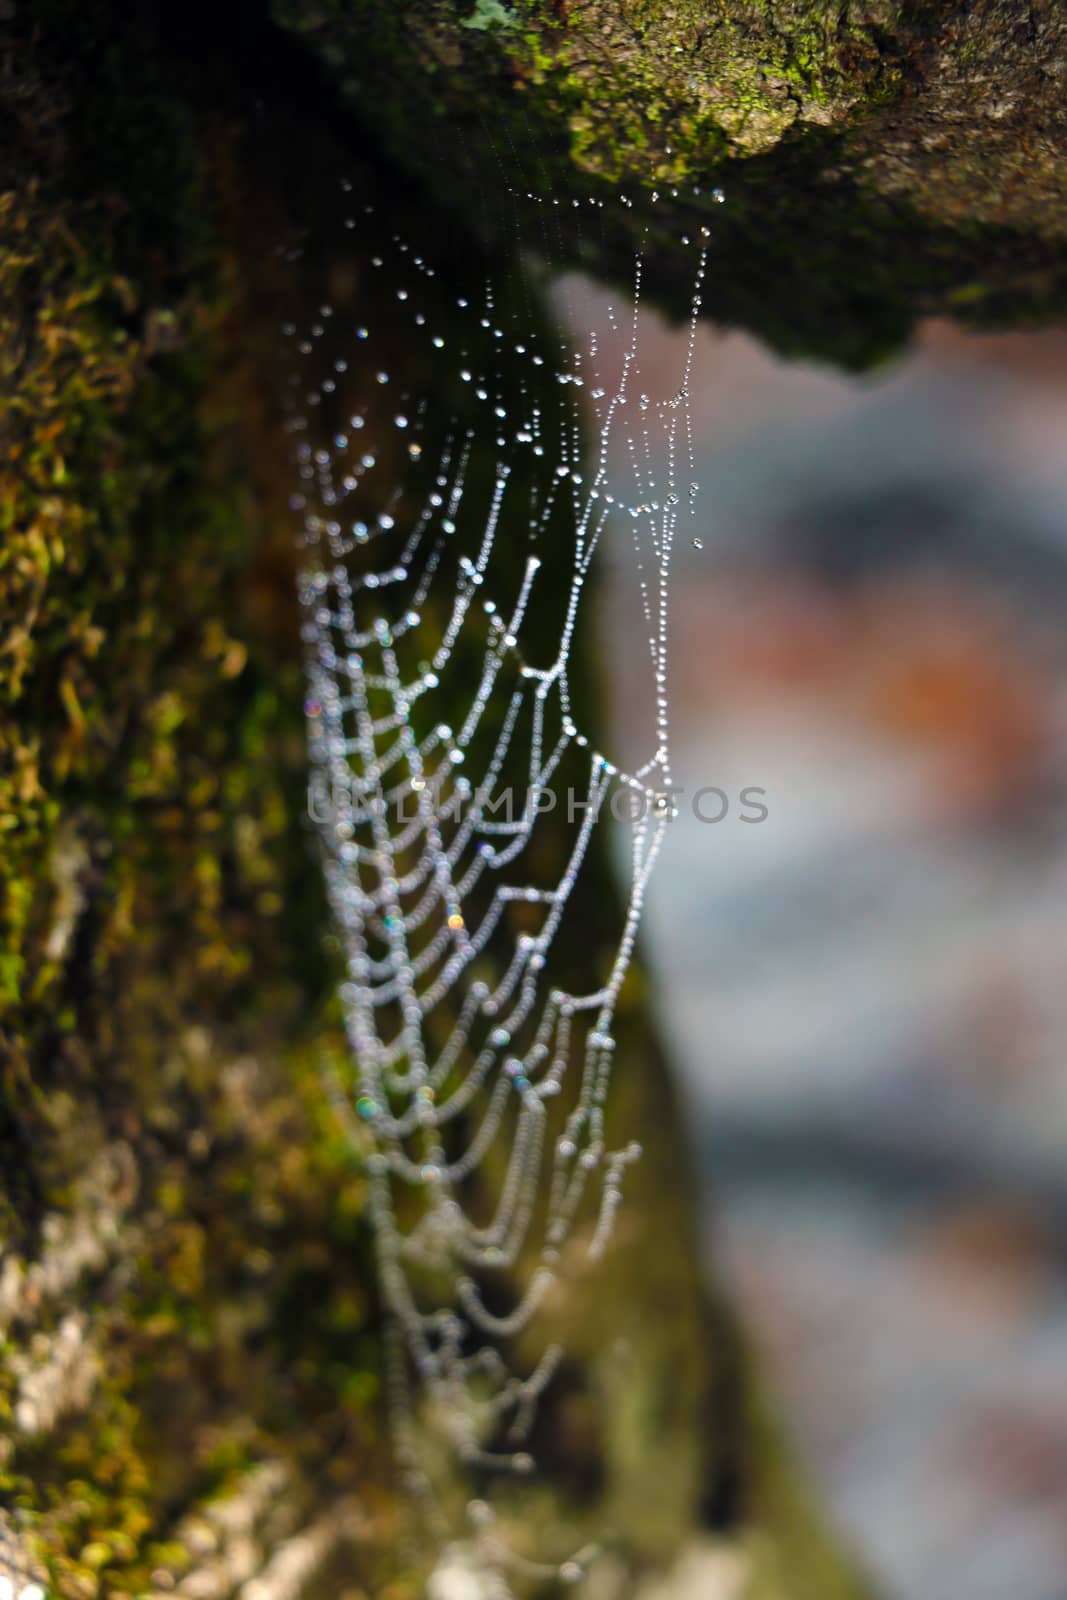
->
[567,285,1067,1600]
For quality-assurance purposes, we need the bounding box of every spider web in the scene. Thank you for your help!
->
[284,166,708,1585]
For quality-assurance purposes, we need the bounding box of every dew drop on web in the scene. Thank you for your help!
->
[281,132,711,1580]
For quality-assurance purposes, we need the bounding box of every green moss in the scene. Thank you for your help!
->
[0,6,389,1592]
[505,0,896,176]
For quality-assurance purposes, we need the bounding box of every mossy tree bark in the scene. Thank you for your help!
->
[273,0,1067,366]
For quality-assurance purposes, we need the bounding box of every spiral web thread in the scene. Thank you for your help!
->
[284,172,709,1585]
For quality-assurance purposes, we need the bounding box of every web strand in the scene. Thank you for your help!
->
[283,170,710,1587]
